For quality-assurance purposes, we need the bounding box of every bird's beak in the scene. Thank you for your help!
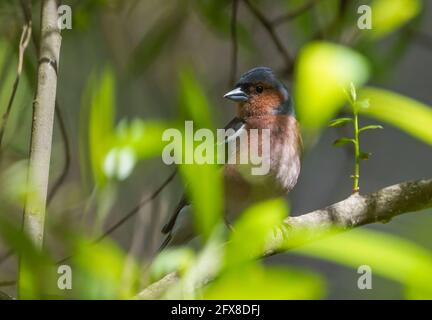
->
[224,87,248,102]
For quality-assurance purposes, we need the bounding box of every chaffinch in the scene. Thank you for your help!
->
[160,67,302,249]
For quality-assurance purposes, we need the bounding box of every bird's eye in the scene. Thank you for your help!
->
[256,86,264,93]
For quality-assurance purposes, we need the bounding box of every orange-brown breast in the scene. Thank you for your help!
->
[223,115,302,221]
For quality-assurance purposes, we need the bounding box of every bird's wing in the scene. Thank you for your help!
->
[223,116,246,136]
[161,195,188,234]
[160,117,245,235]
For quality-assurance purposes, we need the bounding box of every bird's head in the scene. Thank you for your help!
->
[224,67,294,118]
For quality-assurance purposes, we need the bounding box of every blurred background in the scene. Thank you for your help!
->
[0,0,431,299]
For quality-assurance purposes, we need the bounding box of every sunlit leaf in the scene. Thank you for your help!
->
[163,230,225,299]
[204,264,325,300]
[333,137,355,147]
[328,118,353,127]
[179,163,223,241]
[358,87,432,145]
[349,82,357,102]
[225,198,288,268]
[370,0,421,39]
[150,247,195,281]
[88,67,116,186]
[355,99,370,111]
[0,160,31,205]
[359,125,383,133]
[405,283,432,299]
[115,119,171,160]
[0,214,54,299]
[295,42,370,134]
[71,238,139,299]
[293,229,432,298]
[179,68,214,129]
[103,147,136,181]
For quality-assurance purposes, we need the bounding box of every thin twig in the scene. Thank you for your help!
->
[96,169,177,241]
[0,23,32,149]
[229,0,239,86]
[243,0,294,74]
[56,170,177,264]
[272,0,321,26]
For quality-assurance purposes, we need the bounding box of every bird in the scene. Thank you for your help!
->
[159,67,303,250]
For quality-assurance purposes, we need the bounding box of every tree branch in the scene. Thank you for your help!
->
[272,0,320,26]
[137,178,432,299]
[229,0,239,87]
[243,0,294,73]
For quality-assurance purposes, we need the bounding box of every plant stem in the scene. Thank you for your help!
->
[353,109,360,193]
[18,0,61,298]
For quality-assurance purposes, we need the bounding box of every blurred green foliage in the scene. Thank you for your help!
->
[88,68,116,186]
[70,238,140,299]
[204,264,325,299]
[179,68,215,130]
[0,0,431,301]
[359,87,432,145]
[295,42,370,136]
[224,198,287,269]
[293,228,432,299]
[370,0,421,39]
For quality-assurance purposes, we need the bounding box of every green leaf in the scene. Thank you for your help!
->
[224,198,288,269]
[349,82,357,102]
[115,119,171,160]
[328,117,353,127]
[294,42,370,134]
[71,238,140,299]
[179,67,214,129]
[204,264,325,300]
[355,99,370,110]
[333,138,355,147]
[359,151,371,160]
[370,0,421,39]
[150,247,195,281]
[359,125,383,133]
[293,229,432,298]
[0,214,54,299]
[179,163,223,241]
[358,87,432,145]
[87,67,116,186]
